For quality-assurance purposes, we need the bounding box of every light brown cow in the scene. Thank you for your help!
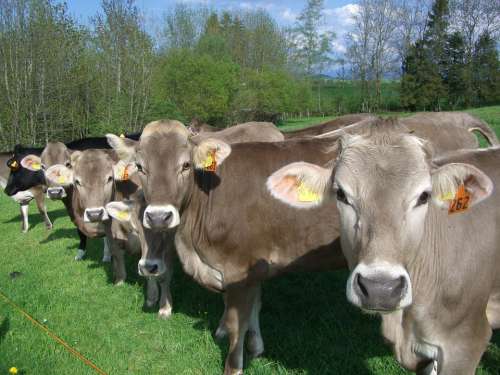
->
[268,120,500,375]
[105,115,490,374]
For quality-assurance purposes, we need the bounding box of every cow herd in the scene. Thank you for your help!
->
[1,112,499,374]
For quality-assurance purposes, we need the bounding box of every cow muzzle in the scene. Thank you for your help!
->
[143,205,180,230]
[347,262,412,312]
[84,207,109,223]
[138,258,166,277]
[47,186,66,199]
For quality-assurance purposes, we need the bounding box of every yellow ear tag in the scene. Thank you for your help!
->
[30,162,41,170]
[203,150,217,172]
[439,191,454,201]
[119,133,125,138]
[116,211,130,221]
[297,182,320,202]
[448,184,470,214]
[57,176,66,184]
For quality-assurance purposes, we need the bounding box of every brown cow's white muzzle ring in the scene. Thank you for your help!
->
[347,262,412,312]
[47,187,66,199]
[138,258,166,277]
[84,207,109,223]
[143,205,180,230]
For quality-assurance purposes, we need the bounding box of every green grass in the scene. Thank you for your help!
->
[1,106,499,374]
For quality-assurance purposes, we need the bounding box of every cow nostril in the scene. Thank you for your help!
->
[148,264,158,274]
[164,211,172,223]
[392,276,406,297]
[356,273,369,298]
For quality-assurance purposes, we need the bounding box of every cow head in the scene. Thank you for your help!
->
[267,128,493,313]
[4,145,45,196]
[106,119,231,231]
[21,142,73,199]
[32,149,131,223]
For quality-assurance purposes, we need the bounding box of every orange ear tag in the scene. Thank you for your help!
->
[203,150,217,172]
[448,184,470,214]
[122,165,129,181]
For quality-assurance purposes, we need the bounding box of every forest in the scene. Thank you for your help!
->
[0,0,498,150]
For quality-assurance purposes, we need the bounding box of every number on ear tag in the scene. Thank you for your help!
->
[448,184,470,214]
[297,182,320,202]
[203,150,217,172]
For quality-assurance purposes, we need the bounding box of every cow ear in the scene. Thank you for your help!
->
[20,155,42,171]
[106,201,133,222]
[106,134,137,161]
[45,164,74,186]
[267,162,332,208]
[70,151,82,166]
[432,163,493,212]
[193,138,231,172]
[113,160,137,181]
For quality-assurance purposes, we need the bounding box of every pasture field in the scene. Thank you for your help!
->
[1,107,500,374]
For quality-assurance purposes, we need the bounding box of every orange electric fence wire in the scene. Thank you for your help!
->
[0,290,108,375]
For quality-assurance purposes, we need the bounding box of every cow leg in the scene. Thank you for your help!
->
[431,315,491,375]
[246,285,264,359]
[75,229,87,260]
[110,238,127,285]
[20,204,29,233]
[223,284,260,375]
[102,237,111,262]
[215,297,229,341]
[486,291,500,329]
[34,189,52,230]
[157,272,173,319]
[145,277,160,307]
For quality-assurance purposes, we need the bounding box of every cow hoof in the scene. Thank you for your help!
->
[158,307,172,319]
[214,325,228,341]
[247,332,264,359]
[102,255,111,263]
[114,280,125,286]
[74,249,86,260]
[46,223,53,230]
[224,367,243,375]
[22,228,28,233]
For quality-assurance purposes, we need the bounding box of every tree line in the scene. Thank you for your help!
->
[0,0,498,150]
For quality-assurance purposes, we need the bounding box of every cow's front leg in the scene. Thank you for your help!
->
[34,190,52,230]
[246,285,263,359]
[110,238,127,285]
[223,283,261,375]
[75,229,87,260]
[423,315,491,375]
[20,204,29,233]
[157,273,173,319]
[102,237,111,262]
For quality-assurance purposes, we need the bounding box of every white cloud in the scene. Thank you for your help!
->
[281,8,297,22]
[323,3,360,53]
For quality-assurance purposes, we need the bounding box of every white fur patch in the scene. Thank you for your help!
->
[46,187,67,199]
[12,190,34,204]
[347,261,412,310]
[21,204,29,232]
[75,249,86,261]
[142,204,180,229]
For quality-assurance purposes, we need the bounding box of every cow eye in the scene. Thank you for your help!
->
[182,162,191,171]
[336,187,349,205]
[41,164,47,170]
[107,176,113,183]
[65,161,71,168]
[416,191,430,207]
[75,179,81,186]
[136,163,144,173]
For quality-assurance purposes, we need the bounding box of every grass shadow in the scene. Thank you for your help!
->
[0,316,9,345]
[168,260,393,374]
[481,331,500,373]
[3,208,68,229]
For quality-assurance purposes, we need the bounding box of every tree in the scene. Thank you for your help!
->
[444,32,467,108]
[472,32,500,105]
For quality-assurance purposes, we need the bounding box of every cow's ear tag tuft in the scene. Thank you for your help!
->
[448,184,470,214]
[297,181,321,202]
[203,149,217,172]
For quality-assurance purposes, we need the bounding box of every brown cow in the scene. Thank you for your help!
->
[267,120,500,375]
[105,115,488,374]
[284,113,376,138]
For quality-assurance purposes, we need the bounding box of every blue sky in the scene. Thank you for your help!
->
[67,0,359,53]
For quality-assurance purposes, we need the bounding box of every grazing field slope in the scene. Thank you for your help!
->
[1,107,499,374]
